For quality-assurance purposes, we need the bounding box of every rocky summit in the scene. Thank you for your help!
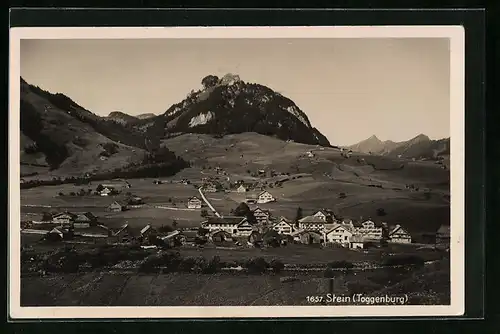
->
[143,73,331,146]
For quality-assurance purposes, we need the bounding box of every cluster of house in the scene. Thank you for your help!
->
[198,207,418,249]
[26,211,178,246]
[186,190,276,210]
[95,182,131,197]
[28,211,112,240]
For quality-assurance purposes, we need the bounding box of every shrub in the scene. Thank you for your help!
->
[200,209,209,217]
[376,208,387,216]
[323,268,336,278]
[380,254,425,267]
[346,279,382,296]
[158,225,174,233]
[327,260,354,269]
[246,257,269,274]
[270,259,285,273]
[178,257,197,272]
[338,192,347,199]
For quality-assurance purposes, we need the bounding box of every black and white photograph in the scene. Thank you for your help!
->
[9,26,465,318]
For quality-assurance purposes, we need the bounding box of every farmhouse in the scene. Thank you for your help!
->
[298,215,331,232]
[312,209,337,223]
[325,224,353,245]
[236,184,248,193]
[257,190,275,204]
[52,212,77,225]
[292,230,323,244]
[107,201,125,212]
[252,207,270,225]
[187,196,202,209]
[353,220,384,240]
[350,235,365,249]
[99,187,113,196]
[436,225,450,245]
[272,217,295,235]
[73,213,92,228]
[46,228,64,241]
[201,216,250,236]
[388,224,412,244]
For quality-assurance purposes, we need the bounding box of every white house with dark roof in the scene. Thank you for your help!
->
[298,215,330,232]
[187,196,202,209]
[52,212,77,225]
[74,214,92,228]
[99,187,113,196]
[252,207,270,225]
[388,224,412,244]
[353,219,384,240]
[236,184,248,193]
[272,217,295,235]
[312,209,337,222]
[325,224,353,245]
[107,201,125,212]
[257,190,275,204]
[350,235,365,249]
[201,216,250,236]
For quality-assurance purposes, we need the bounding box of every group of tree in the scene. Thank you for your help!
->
[232,202,257,224]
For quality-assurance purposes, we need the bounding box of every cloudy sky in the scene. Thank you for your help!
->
[20,37,450,146]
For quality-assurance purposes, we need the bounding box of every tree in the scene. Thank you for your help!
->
[376,208,387,216]
[233,202,257,224]
[42,212,53,221]
[158,224,174,233]
[172,220,178,229]
[201,209,209,217]
[294,207,303,222]
[201,75,219,89]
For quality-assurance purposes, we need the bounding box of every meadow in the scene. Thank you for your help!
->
[20,258,450,307]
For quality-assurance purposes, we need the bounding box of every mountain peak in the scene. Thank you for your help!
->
[152,74,330,146]
[410,133,431,142]
[368,135,380,141]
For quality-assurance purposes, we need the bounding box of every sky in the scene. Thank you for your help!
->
[20,38,450,146]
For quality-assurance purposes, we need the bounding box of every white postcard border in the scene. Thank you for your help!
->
[9,25,465,319]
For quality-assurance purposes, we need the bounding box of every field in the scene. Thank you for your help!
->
[18,132,451,307]
[21,258,450,307]
[21,133,450,234]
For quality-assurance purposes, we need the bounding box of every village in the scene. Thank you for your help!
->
[20,172,452,254]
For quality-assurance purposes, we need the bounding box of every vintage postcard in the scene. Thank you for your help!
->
[9,26,465,319]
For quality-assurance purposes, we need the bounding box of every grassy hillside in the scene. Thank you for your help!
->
[160,132,450,234]
[19,78,189,179]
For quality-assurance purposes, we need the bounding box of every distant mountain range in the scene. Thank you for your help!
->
[19,74,331,174]
[348,134,450,160]
[107,112,157,124]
